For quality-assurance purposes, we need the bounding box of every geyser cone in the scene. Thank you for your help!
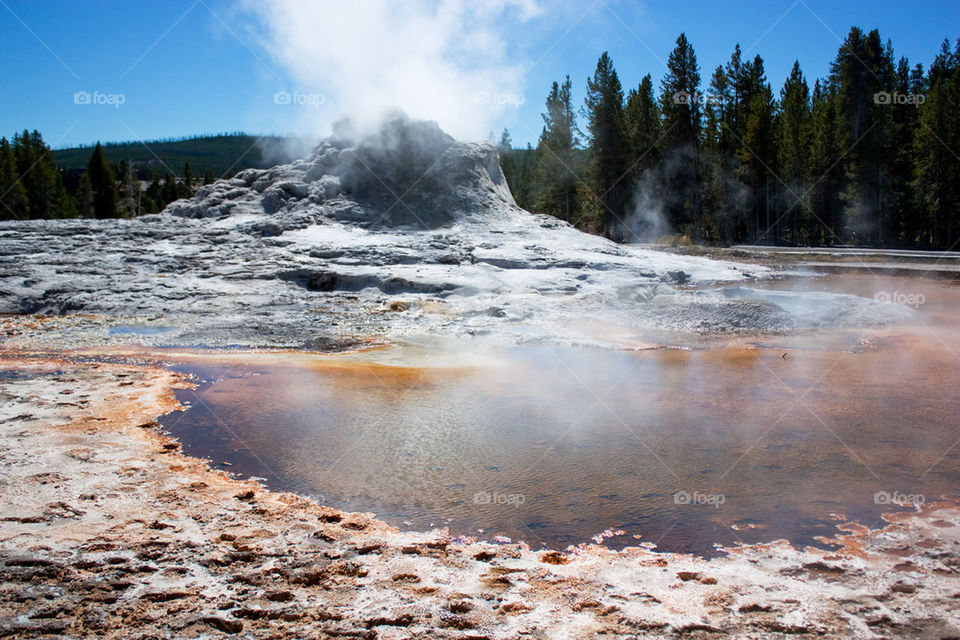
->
[169,112,517,229]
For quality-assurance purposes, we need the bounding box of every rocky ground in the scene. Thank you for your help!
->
[648,244,960,277]
[1,354,959,639]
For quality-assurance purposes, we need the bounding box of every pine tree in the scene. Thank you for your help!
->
[516,143,536,210]
[203,170,214,186]
[701,64,740,242]
[76,171,94,218]
[116,160,132,217]
[623,74,667,241]
[737,55,778,242]
[914,38,960,248]
[624,74,661,176]
[183,162,194,197]
[87,142,119,219]
[13,129,75,218]
[120,161,141,217]
[584,52,630,239]
[809,79,843,244]
[496,128,518,201]
[901,61,929,245]
[777,61,813,244]
[498,129,512,150]
[659,33,702,236]
[146,173,164,212]
[725,45,747,144]
[702,67,730,149]
[161,171,179,206]
[535,76,581,223]
[883,56,922,245]
[828,27,895,244]
[0,137,29,220]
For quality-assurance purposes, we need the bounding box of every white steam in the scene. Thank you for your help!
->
[626,171,671,242]
[241,0,541,140]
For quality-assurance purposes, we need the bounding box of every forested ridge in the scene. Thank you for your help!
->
[0,133,289,219]
[499,27,960,249]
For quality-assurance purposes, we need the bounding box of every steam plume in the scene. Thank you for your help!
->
[242,0,541,140]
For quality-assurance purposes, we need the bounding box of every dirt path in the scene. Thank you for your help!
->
[1,354,959,639]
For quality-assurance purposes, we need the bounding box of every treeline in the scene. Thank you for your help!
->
[0,130,214,220]
[499,27,960,249]
[52,133,285,176]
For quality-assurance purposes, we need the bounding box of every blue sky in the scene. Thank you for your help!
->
[0,0,956,150]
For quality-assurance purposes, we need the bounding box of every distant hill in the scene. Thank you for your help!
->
[53,134,317,179]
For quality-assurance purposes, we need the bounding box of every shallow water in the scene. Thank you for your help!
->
[160,272,960,556]
[107,325,175,336]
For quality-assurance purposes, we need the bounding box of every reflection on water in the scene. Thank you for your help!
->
[160,274,960,556]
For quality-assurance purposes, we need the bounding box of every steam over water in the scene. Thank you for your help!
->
[162,273,960,556]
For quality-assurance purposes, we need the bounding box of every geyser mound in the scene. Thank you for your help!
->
[168,113,517,230]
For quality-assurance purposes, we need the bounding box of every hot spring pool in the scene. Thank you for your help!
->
[159,273,960,555]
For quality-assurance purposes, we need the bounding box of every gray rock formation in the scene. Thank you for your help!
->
[166,114,515,231]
